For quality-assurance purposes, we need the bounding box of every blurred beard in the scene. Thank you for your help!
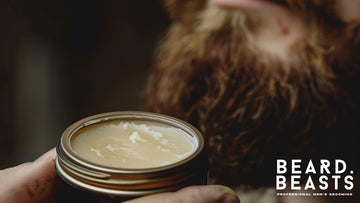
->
[147,6,360,186]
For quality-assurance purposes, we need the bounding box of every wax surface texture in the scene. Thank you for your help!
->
[71,121,196,168]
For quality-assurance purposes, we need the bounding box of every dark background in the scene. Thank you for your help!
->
[0,0,169,168]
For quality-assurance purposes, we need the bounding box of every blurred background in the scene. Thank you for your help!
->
[0,0,169,168]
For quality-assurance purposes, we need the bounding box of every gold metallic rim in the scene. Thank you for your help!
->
[55,111,206,197]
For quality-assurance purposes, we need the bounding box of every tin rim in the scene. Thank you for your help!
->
[55,111,206,197]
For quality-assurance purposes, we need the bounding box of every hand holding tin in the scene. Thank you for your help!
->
[0,148,240,203]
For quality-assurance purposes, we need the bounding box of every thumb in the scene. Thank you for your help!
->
[125,185,240,203]
[0,148,57,203]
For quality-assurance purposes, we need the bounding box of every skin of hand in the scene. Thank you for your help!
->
[125,185,240,203]
[0,148,58,203]
[0,148,240,203]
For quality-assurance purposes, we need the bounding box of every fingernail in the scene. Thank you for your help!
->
[35,148,56,163]
[221,195,237,203]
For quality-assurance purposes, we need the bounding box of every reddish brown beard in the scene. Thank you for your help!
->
[146,7,360,186]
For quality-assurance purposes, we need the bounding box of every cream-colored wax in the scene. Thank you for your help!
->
[71,121,196,168]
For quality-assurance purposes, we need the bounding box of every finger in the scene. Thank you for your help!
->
[0,148,57,203]
[125,185,240,203]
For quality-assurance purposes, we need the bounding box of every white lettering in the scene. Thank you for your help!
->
[319,175,329,190]
[344,175,354,190]
[292,159,302,174]
[335,159,346,174]
[291,175,301,190]
[305,160,316,174]
[332,175,341,190]
[277,159,287,174]
[304,176,316,190]
[276,176,287,190]
[320,160,331,174]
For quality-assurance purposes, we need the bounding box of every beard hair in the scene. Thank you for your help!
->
[146,5,360,186]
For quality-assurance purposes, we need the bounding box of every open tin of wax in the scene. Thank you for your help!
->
[55,111,208,202]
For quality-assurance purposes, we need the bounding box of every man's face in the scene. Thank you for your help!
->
[147,0,360,185]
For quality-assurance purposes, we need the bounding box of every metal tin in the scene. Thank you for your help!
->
[55,111,208,201]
